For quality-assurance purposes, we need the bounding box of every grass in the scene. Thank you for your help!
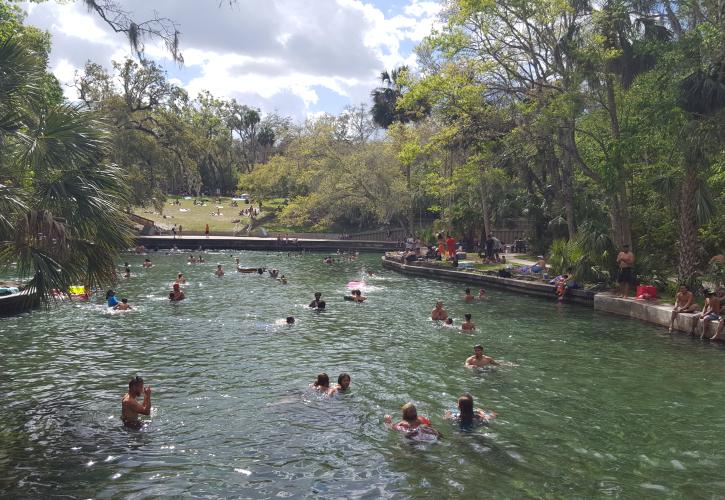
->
[134,196,299,234]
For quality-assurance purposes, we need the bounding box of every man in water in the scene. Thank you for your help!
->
[124,262,131,278]
[215,264,224,277]
[463,288,474,303]
[309,292,323,308]
[669,284,698,333]
[616,244,635,298]
[169,283,185,301]
[461,313,475,332]
[114,298,132,310]
[175,273,186,284]
[143,258,153,268]
[465,344,499,368]
[286,316,295,325]
[478,288,488,300]
[431,301,448,321]
[122,376,151,429]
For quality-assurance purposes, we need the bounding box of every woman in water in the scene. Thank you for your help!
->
[105,289,119,307]
[384,403,441,439]
[336,373,351,392]
[310,373,336,396]
[444,393,496,428]
[175,273,186,284]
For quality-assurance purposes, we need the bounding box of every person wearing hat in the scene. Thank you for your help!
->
[616,244,635,298]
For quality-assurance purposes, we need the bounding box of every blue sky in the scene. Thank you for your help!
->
[21,0,442,121]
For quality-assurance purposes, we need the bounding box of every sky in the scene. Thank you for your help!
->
[20,0,443,121]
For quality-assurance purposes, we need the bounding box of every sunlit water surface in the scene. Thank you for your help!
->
[1,251,725,498]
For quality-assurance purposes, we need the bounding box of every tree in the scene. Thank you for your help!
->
[0,23,132,302]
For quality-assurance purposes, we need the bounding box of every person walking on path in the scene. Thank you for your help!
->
[178,225,182,238]
[616,244,635,298]
[205,223,210,238]
[171,224,176,239]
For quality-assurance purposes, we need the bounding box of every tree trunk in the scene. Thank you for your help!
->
[677,162,699,286]
[604,75,632,248]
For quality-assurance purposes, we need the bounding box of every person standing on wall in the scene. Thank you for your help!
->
[616,244,636,299]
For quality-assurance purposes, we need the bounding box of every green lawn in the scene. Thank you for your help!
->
[134,196,294,234]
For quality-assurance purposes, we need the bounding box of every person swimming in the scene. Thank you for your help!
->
[336,373,351,392]
[461,313,475,332]
[286,316,295,325]
[445,318,454,326]
[169,283,185,301]
[310,372,336,395]
[309,292,323,308]
[142,258,153,268]
[384,403,442,439]
[215,264,224,277]
[431,301,448,321]
[444,393,496,428]
[465,344,499,368]
[477,288,488,300]
[463,288,474,302]
[121,376,151,429]
[124,262,131,278]
[114,298,132,310]
[175,273,186,284]
[106,289,119,307]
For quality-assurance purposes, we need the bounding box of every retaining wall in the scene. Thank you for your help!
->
[381,256,595,306]
[135,236,398,252]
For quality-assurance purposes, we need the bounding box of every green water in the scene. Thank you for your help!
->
[1,251,725,498]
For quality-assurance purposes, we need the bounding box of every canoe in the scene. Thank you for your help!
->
[0,290,40,317]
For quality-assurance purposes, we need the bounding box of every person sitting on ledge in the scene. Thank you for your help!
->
[668,284,698,333]
[691,290,720,339]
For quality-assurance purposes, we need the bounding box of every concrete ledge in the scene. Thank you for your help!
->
[135,235,398,252]
[382,256,595,306]
[594,293,719,337]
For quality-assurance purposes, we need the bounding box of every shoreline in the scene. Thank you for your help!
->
[381,255,720,339]
[135,235,399,253]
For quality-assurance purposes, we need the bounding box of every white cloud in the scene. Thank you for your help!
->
[21,0,441,119]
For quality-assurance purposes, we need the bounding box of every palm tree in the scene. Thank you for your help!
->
[0,35,132,306]
[371,66,429,128]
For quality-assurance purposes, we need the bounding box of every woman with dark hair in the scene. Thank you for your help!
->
[445,393,496,428]
[106,289,119,307]
[336,373,351,392]
[310,372,336,395]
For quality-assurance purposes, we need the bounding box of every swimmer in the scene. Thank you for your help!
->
[175,273,186,284]
[366,270,375,277]
[309,292,323,308]
[461,313,475,332]
[445,318,454,326]
[124,262,131,278]
[105,289,119,307]
[234,257,240,268]
[188,255,196,264]
[215,264,225,277]
[465,344,499,368]
[384,403,442,438]
[142,258,153,268]
[463,288,474,303]
[444,393,496,427]
[286,316,295,325]
[122,376,151,429]
[477,288,488,300]
[199,255,204,263]
[114,298,132,310]
[310,372,337,396]
[169,283,185,301]
[315,300,326,311]
[431,301,448,321]
[336,373,351,392]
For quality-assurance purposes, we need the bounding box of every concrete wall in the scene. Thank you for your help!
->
[594,294,718,337]
[382,256,595,306]
[135,236,399,253]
